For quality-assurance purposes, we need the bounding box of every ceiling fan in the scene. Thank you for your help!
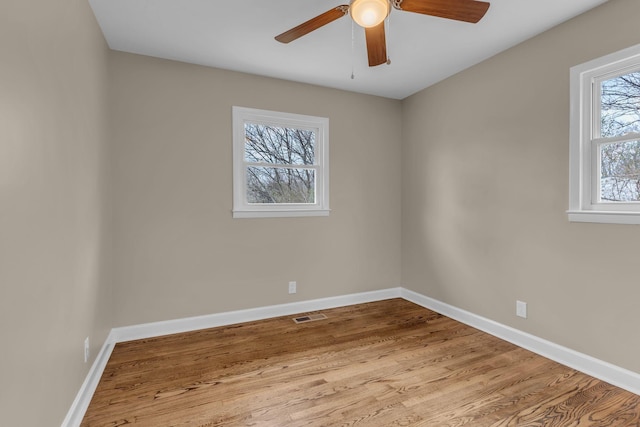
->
[275,0,490,67]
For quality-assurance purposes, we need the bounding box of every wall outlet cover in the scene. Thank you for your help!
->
[84,337,90,363]
[516,300,527,318]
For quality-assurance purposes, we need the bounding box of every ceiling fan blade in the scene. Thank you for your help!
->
[365,22,387,67]
[394,0,490,23]
[275,6,349,43]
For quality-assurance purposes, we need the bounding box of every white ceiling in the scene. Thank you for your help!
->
[88,0,608,100]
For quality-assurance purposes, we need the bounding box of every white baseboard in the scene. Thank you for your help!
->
[61,330,116,427]
[110,288,402,343]
[400,287,640,396]
[63,286,640,426]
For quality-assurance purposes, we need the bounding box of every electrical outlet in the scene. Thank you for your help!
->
[84,337,90,363]
[516,300,527,318]
[288,281,297,294]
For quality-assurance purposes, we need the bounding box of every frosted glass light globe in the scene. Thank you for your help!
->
[350,0,390,28]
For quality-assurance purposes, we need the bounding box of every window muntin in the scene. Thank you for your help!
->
[232,107,329,218]
[569,43,640,223]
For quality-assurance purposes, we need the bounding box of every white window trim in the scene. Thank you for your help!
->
[568,43,640,225]
[232,106,330,219]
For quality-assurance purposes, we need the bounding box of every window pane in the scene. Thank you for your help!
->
[600,140,640,202]
[600,72,640,138]
[244,123,315,165]
[246,166,315,204]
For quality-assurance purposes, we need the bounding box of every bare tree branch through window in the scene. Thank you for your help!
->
[600,71,640,201]
[244,124,316,204]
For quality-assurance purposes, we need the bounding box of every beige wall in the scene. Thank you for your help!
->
[402,0,640,374]
[108,52,402,326]
[0,0,112,426]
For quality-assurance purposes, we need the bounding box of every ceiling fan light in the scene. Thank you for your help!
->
[350,0,390,28]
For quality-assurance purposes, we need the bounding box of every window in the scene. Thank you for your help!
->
[232,106,330,218]
[569,43,640,224]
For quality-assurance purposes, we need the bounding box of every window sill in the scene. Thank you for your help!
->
[233,209,331,219]
[567,210,640,225]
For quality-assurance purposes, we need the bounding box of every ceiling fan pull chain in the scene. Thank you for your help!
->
[351,19,356,79]
[386,9,391,65]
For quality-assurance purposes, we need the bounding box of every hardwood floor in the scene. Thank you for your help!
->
[81,299,640,426]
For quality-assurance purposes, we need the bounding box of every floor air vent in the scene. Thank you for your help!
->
[293,313,327,324]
